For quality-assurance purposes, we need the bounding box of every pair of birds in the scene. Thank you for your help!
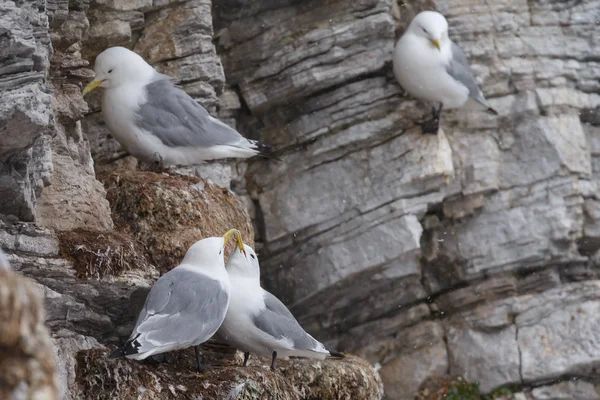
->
[83,11,496,167]
[111,229,337,371]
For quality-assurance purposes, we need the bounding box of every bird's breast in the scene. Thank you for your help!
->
[228,277,264,311]
[101,89,142,135]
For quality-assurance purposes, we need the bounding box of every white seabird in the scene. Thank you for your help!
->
[110,229,244,372]
[83,47,273,166]
[219,244,343,370]
[393,11,497,133]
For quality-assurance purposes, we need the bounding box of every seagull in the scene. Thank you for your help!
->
[218,244,343,371]
[110,229,245,372]
[82,47,274,166]
[393,11,497,134]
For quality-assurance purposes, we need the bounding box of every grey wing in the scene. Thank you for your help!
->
[446,42,493,110]
[253,291,324,351]
[131,268,228,350]
[134,79,246,149]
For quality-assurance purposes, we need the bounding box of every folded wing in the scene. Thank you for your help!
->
[253,291,327,353]
[118,267,228,358]
[134,79,250,149]
[446,42,497,114]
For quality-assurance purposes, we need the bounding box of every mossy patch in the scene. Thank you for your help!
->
[483,386,519,400]
[280,355,383,400]
[100,170,254,272]
[58,229,151,279]
[75,350,383,400]
[77,348,297,400]
[416,376,480,400]
[417,376,521,400]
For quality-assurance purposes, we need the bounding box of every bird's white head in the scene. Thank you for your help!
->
[226,243,260,281]
[181,229,246,271]
[181,236,227,270]
[406,11,449,52]
[82,46,156,95]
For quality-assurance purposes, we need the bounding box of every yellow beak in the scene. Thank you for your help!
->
[82,79,104,96]
[431,39,441,51]
[222,229,246,255]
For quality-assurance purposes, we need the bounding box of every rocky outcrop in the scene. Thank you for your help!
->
[4,0,600,397]
[213,0,600,398]
[1,0,383,398]
[77,351,382,400]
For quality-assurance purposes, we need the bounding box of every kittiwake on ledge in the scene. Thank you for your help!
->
[83,47,274,166]
[218,244,344,371]
[110,229,245,372]
[393,11,497,134]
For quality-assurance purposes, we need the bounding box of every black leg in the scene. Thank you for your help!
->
[432,103,443,120]
[193,346,216,373]
[154,152,164,166]
[243,352,250,367]
[270,351,277,371]
[419,103,442,135]
[195,345,202,373]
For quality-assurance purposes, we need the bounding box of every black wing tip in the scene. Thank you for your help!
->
[327,347,346,359]
[487,106,499,115]
[109,336,142,358]
[251,141,283,162]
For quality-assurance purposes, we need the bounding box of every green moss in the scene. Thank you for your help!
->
[417,376,522,400]
[446,378,480,400]
[483,385,518,400]
[417,376,481,400]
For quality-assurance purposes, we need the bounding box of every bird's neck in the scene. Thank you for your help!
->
[179,262,228,282]
[228,274,263,306]
[229,272,261,291]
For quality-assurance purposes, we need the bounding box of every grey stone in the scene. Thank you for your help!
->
[34,122,113,231]
[52,333,101,400]
[0,0,53,222]
[447,323,521,393]
[517,282,600,383]
[423,176,586,293]
[442,282,600,393]
[3,0,600,398]
[434,275,517,315]
[378,322,448,400]
[212,1,600,396]
[339,303,431,355]
[532,380,600,400]
[217,0,396,113]
[175,161,233,189]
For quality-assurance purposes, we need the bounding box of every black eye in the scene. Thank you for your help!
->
[219,250,222,255]
[108,69,113,74]
[250,254,256,259]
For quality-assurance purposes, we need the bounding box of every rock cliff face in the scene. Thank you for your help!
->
[213,0,600,398]
[1,0,599,399]
[0,0,382,398]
